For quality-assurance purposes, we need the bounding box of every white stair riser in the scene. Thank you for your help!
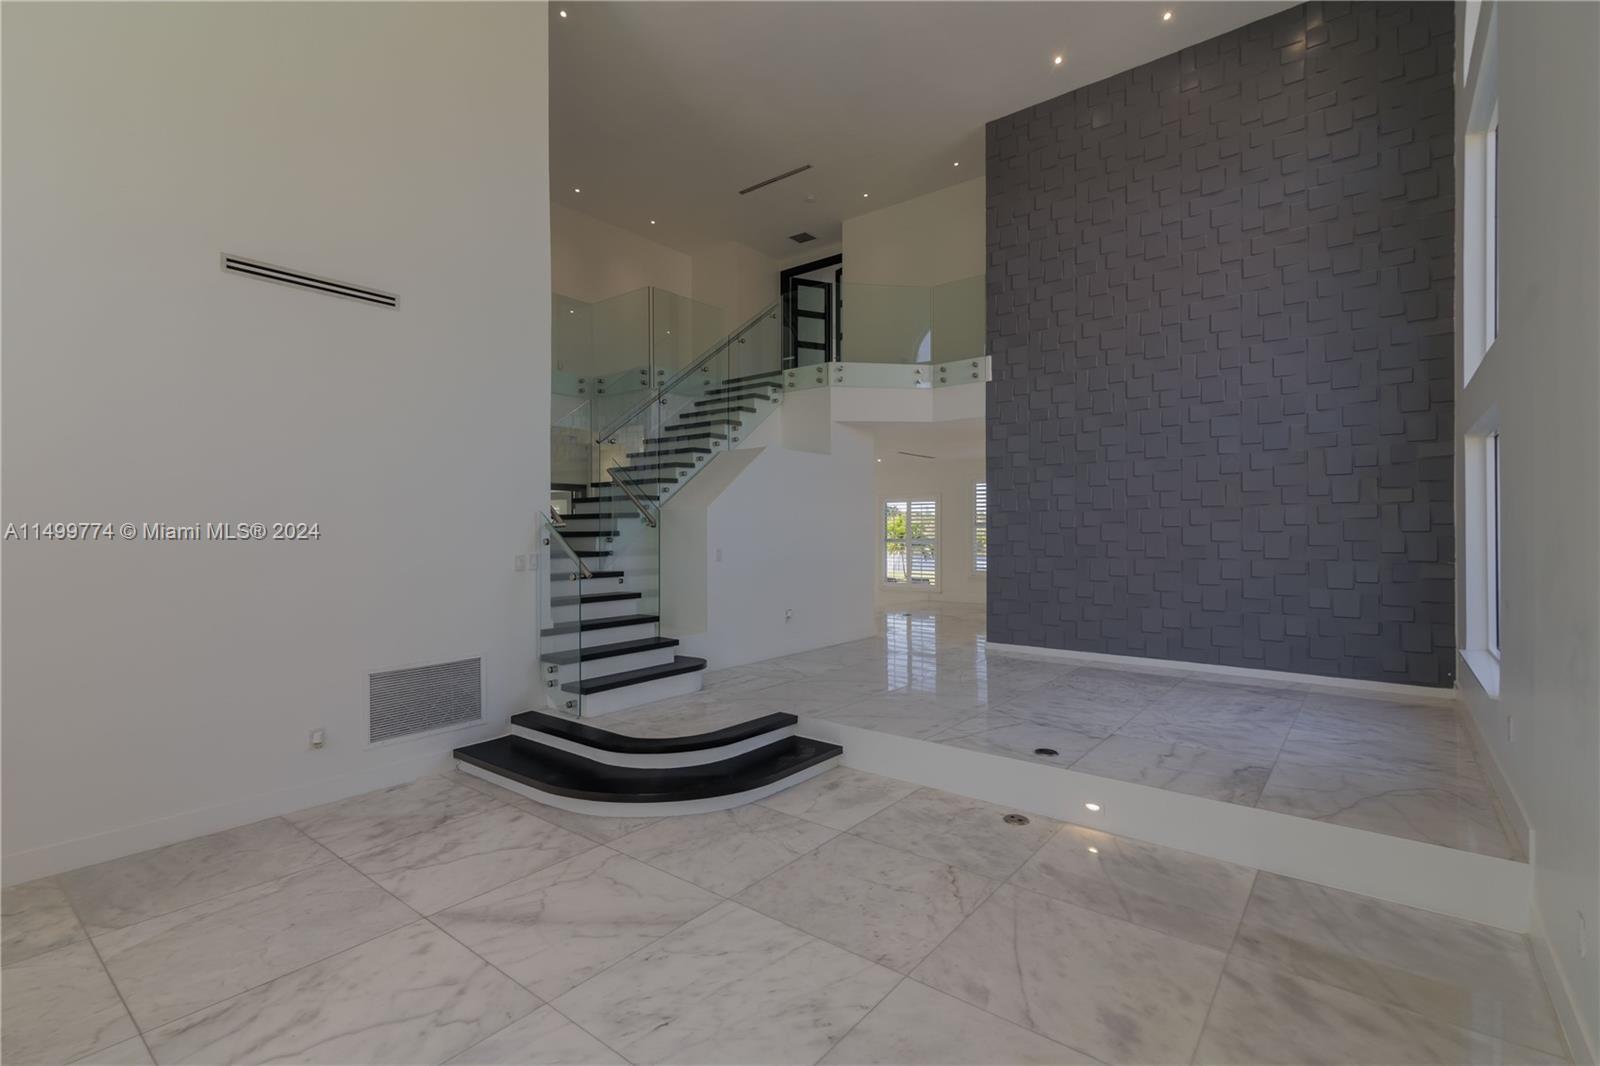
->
[541,622,658,654]
[506,723,797,768]
[541,646,677,684]
[454,753,838,816]
[549,597,642,623]
[577,667,705,716]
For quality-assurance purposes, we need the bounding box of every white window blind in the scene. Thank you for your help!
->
[884,499,936,586]
[974,482,988,573]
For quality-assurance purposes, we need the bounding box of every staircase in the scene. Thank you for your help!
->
[453,302,842,808]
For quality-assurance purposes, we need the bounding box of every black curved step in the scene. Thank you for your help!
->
[541,613,659,637]
[453,733,840,805]
[542,635,679,666]
[563,654,706,694]
[511,708,797,754]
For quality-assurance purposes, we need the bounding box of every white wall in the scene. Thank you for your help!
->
[691,241,781,329]
[1454,2,1600,1058]
[874,455,988,608]
[552,202,691,304]
[842,177,985,287]
[1,3,552,881]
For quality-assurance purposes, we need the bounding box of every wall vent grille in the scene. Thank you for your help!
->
[788,232,817,244]
[222,254,398,308]
[369,657,481,742]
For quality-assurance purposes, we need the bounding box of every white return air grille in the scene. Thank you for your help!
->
[222,254,398,308]
[369,657,481,742]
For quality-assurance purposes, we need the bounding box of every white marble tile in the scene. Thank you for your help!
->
[698,665,805,695]
[851,789,1061,880]
[455,770,661,843]
[611,805,837,896]
[1256,760,1516,857]
[1277,705,1479,779]
[60,817,333,934]
[1008,824,1255,951]
[818,979,1101,1066]
[992,691,1145,737]
[1114,695,1300,764]
[1038,665,1184,707]
[433,846,718,1001]
[347,804,592,915]
[69,1036,154,1065]
[597,699,768,740]
[553,901,900,1065]
[1,941,137,1066]
[1195,957,1565,1066]
[943,716,1106,766]
[756,767,919,831]
[813,696,997,742]
[144,921,536,1066]
[285,774,502,858]
[736,833,995,973]
[911,885,1226,1066]
[1068,734,1274,806]
[1231,873,1565,1057]
[92,858,415,1030]
[446,1005,626,1065]
[2,877,85,965]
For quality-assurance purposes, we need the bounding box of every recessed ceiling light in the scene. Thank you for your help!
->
[649,219,657,225]
[953,161,961,167]
[1087,846,1099,854]
[559,9,568,16]
[573,187,581,193]
[862,192,869,198]
[1053,54,1064,66]
[1162,10,1173,20]
[876,458,883,463]
[1084,801,1102,812]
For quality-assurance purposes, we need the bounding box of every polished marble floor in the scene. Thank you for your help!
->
[616,604,1521,860]
[1,765,1565,1065]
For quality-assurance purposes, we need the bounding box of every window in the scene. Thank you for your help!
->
[884,499,936,586]
[1464,425,1502,693]
[1487,431,1502,657]
[1463,18,1499,382]
[974,482,988,573]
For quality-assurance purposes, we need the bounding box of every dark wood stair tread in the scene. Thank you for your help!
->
[542,635,679,666]
[540,613,659,636]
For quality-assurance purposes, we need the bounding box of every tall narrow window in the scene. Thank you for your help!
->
[974,482,988,573]
[1488,431,1502,656]
[884,499,936,586]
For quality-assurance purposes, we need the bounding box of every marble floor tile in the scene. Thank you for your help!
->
[818,979,1101,1066]
[735,833,995,973]
[60,817,333,935]
[144,921,536,1066]
[1068,735,1274,806]
[698,665,804,696]
[942,716,1106,766]
[1257,761,1516,858]
[433,846,718,1001]
[455,770,662,843]
[69,1036,155,1065]
[913,884,1225,1065]
[1,941,137,1066]
[598,699,766,739]
[553,901,900,1065]
[1037,665,1185,708]
[993,691,1145,737]
[346,803,594,914]
[1114,697,1300,764]
[1232,872,1564,1057]
[2,877,85,965]
[445,1004,626,1065]
[611,804,838,896]
[813,696,996,742]
[1277,705,1478,779]
[1008,824,1255,951]
[851,788,1061,880]
[92,858,415,1030]
[1195,957,1564,1066]
[285,774,501,858]
[756,767,919,831]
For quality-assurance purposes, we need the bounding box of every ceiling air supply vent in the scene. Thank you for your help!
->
[788,232,817,244]
[222,254,398,309]
[369,657,482,743]
[738,164,812,196]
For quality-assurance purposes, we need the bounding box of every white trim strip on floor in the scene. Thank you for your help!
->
[805,717,1532,932]
[983,640,1459,703]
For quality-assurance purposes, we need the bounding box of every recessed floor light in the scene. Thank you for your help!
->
[1053,54,1064,66]
[1087,845,1099,854]
[1084,801,1102,812]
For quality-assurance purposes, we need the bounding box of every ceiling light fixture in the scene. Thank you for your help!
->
[649,219,657,225]
[1087,846,1099,854]
[1162,10,1173,20]
[862,192,869,198]
[1053,54,1064,66]
[953,161,961,167]
[573,187,581,193]
[559,9,567,17]
[1084,801,1102,812]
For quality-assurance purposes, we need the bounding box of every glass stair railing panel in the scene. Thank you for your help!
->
[601,464,662,622]
[540,512,594,717]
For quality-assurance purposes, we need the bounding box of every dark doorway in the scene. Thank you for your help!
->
[781,253,842,367]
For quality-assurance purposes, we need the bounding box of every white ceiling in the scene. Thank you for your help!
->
[551,1,1293,258]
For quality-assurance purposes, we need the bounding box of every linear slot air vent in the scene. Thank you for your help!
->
[738,164,812,196]
[222,255,398,308]
[369,657,482,742]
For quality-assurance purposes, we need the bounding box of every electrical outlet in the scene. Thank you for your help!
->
[785,608,794,621]
[514,554,527,572]
[309,729,326,750]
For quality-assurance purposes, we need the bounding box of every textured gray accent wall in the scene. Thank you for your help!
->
[985,2,1456,686]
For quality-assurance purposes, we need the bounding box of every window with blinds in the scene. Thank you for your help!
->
[974,482,987,573]
[884,499,936,586]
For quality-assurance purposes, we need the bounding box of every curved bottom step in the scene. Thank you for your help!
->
[453,734,841,816]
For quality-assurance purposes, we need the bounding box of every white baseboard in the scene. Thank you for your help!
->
[1455,679,1533,857]
[985,641,1458,704]
[805,717,1532,932]
[0,722,504,886]
[1530,898,1596,1066]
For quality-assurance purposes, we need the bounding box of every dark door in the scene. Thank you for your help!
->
[787,277,832,366]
